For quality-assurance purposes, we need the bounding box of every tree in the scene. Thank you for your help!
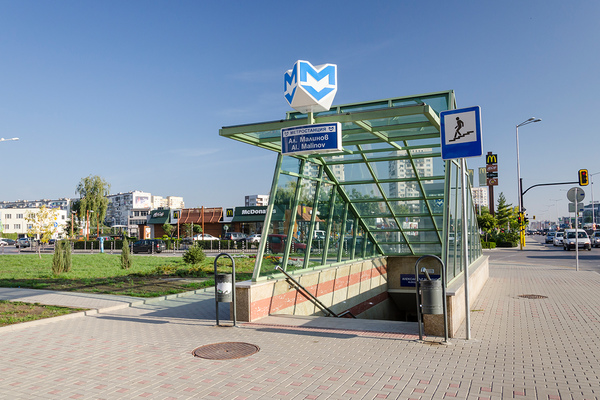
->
[162,223,174,238]
[26,205,59,259]
[76,175,111,234]
[477,212,497,242]
[495,193,512,231]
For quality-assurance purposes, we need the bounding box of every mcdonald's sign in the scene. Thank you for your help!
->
[486,153,498,164]
[226,208,234,217]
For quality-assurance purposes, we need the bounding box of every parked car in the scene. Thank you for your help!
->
[0,239,7,246]
[15,237,31,248]
[545,232,556,244]
[193,233,219,241]
[553,231,564,246]
[48,238,57,245]
[223,232,247,242]
[1,238,15,245]
[244,234,261,244]
[267,234,307,254]
[132,239,166,254]
[592,231,600,248]
[563,229,591,251]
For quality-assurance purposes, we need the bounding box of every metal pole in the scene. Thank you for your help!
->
[516,124,523,250]
[461,158,471,340]
[575,208,579,272]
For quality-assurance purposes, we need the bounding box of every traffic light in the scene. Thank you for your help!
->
[524,215,529,225]
[579,169,589,186]
[517,213,522,225]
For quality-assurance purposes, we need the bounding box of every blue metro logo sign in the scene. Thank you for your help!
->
[284,60,337,113]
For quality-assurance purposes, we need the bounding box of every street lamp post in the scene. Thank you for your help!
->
[590,172,600,229]
[516,117,542,250]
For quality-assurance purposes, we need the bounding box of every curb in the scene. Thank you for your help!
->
[0,286,216,333]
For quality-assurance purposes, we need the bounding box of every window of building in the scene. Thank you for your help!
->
[5,214,11,219]
[14,224,21,229]
[16,214,23,219]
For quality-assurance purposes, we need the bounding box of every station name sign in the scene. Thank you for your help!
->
[281,122,342,156]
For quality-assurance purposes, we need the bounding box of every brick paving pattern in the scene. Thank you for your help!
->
[0,261,598,399]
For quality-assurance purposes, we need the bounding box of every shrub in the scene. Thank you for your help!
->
[52,242,64,274]
[51,240,72,274]
[121,238,132,270]
[183,244,206,265]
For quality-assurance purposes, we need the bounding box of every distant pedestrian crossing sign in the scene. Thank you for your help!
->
[440,106,482,160]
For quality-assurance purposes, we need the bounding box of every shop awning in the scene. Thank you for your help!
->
[147,209,170,224]
[231,206,285,223]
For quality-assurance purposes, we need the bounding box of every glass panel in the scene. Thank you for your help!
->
[354,201,391,217]
[381,243,411,254]
[302,160,321,179]
[328,193,345,259]
[309,184,332,262]
[337,163,373,183]
[339,214,356,261]
[362,217,397,230]
[365,149,408,160]
[354,224,365,258]
[291,179,318,264]
[382,180,422,199]
[258,174,298,278]
[373,230,406,244]
[343,184,383,200]
[281,156,302,174]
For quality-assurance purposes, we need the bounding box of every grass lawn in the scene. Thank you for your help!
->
[0,251,288,327]
[0,253,262,297]
[0,300,88,327]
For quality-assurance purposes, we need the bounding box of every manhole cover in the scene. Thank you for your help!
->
[192,342,260,360]
[519,294,548,299]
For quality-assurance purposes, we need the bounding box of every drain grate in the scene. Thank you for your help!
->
[192,342,260,360]
[519,294,548,299]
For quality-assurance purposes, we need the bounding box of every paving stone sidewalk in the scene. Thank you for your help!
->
[0,261,599,399]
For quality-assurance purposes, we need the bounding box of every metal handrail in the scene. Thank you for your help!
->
[275,266,356,318]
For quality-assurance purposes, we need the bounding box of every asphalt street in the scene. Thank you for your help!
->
[487,234,600,273]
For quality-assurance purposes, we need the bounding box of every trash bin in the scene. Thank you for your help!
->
[216,273,233,303]
[421,279,443,315]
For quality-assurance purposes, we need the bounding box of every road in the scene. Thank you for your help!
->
[487,233,600,274]
[3,235,600,274]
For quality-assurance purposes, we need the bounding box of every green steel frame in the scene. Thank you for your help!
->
[220,90,482,281]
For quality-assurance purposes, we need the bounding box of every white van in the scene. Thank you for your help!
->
[313,230,326,240]
[563,229,591,251]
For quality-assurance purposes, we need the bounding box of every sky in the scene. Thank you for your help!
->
[1,1,599,222]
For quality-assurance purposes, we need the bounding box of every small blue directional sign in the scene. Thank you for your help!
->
[440,106,482,160]
[281,122,342,156]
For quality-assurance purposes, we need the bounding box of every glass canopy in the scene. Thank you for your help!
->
[220,90,482,281]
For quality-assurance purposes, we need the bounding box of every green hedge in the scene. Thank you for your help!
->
[481,241,497,249]
[496,241,517,248]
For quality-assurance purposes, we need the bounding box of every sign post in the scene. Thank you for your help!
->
[440,106,482,341]
[485,152,498,215]
[567,187,585,271]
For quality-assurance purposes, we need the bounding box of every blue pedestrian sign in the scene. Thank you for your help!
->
[440,106,482,160]
[281,122,342,156]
